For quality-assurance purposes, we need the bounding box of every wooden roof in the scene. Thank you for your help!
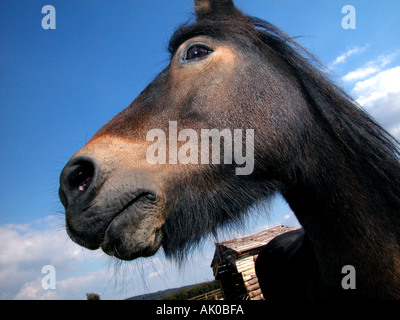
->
[211,225,300,270]
[215,225,299,255]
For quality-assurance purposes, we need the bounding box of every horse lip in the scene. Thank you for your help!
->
[66,191,156,251]
[100,192,161,260]
[106,192,155,228]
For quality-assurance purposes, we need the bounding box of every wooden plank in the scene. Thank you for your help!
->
[237,262,254,271]
[249,289,262,298]
[242,267,256,273]
[241,268,256,276]
[237,258,253,265]
[237,264,254,271]
[239,267,255,275]
[236,256,253,264]
[237,258,254,266]
[240,264,255,271]
[247,277,259,285]
[246,283,260,292]
[242,274,253,282]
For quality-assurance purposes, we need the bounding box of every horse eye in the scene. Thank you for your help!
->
[185,45,212,61]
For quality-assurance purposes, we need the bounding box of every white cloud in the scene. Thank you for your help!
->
[352,66,400,103]
[334,47,400,138]
[332,46,368,66]
[342,52,398,82]
[390,124,400,138]
[342,66,380,82]
[14,279,57,300]
[351,66,400,138]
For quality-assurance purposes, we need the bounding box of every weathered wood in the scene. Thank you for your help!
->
[242,271,256,278]
[246,283,260,292]
[237,265,255,274]
[249,289,262,298]
[213,225,299,255]
[240,267,255,273]
[236,258,253,266]
[242,274,253,282]
[236,262,254,272]
[251,294,264,300]
[211,225,300,301]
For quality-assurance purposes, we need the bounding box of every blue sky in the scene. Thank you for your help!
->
[0,0,399,299]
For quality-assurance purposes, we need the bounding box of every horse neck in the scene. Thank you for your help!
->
[281,136,400,298]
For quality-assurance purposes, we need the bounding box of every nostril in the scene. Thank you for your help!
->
[60,156,97,208]
[69,161,95,192]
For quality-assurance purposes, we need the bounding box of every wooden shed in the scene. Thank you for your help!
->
[211,225,299,300]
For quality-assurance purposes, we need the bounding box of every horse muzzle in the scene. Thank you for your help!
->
[59,137,165,260]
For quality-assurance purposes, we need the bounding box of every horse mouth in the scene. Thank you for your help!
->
[101,192,163,260]
[66,192,164,261]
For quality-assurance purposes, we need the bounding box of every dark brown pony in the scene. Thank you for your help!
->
[59,0,400,299]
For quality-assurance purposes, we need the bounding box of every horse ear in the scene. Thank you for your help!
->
[194,0,239,18]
